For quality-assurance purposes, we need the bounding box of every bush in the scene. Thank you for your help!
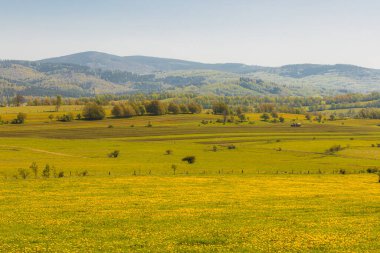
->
[18,168,30,179]
[339,169,346,175]
[57,113,74,122]
[325,145,344,154]
[165,150,173,155]
[182,156,196,164]
[11,112,27,124]
[238,114,247,122]
[58,171,64,178]
[227,144,236,150]
[82,103,106,120]
[271,112,278,118]
[260,113,270,121]
[367,168,379,173]
[30,162,39,178]
[42,164,51,178]
[108,150,119,158]
[78,170,88,177]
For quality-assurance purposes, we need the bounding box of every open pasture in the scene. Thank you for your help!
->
[1,106,380,252]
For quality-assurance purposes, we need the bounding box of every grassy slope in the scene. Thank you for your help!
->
[0,106,380,252]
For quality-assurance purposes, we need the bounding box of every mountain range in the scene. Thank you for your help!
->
[0,51,379,97]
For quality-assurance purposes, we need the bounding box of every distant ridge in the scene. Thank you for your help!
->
[39,51,379,77]
[39,51,264,74]
[0,51,379,97]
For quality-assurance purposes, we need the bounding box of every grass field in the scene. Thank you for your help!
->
[1,106,380,252]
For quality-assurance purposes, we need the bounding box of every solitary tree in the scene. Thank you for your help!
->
[55,95,62,112]
[82,103,106,120]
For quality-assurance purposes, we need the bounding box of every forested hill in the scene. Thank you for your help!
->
[0,51,380,97]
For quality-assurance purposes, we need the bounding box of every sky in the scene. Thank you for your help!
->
[1,0,380,68]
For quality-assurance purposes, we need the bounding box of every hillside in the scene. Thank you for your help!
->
[0,52,380,97]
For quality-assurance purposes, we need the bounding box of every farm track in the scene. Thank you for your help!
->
[0,145,87,158]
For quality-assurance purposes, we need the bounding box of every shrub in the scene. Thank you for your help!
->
[238,114,247,122]
[78,170,88,177]
[58,171,64,178]
[57,113,74,122]
[42,164,51,178]
[18,168,30,179]
[339,169,346,175]
[260,113,270,121]
[182,156,196,164]
[227,144,236,150]
[82,103,106,120]
[29,162,38,178]
[165,150,173,155]
[325,145,344,154]
[171,164,177,175]
[367,168,379,173]
[271,112,278,118]
[108,150,119,158]
[11,112,27,124]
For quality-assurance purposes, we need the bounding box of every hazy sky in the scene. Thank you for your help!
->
[1,0,380,67]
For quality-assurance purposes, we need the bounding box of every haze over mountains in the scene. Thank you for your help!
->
[1,51,380,97]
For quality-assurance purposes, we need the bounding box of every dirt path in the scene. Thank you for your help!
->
[0,145,87,158]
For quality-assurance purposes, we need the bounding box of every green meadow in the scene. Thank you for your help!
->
[0,106,379,252]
